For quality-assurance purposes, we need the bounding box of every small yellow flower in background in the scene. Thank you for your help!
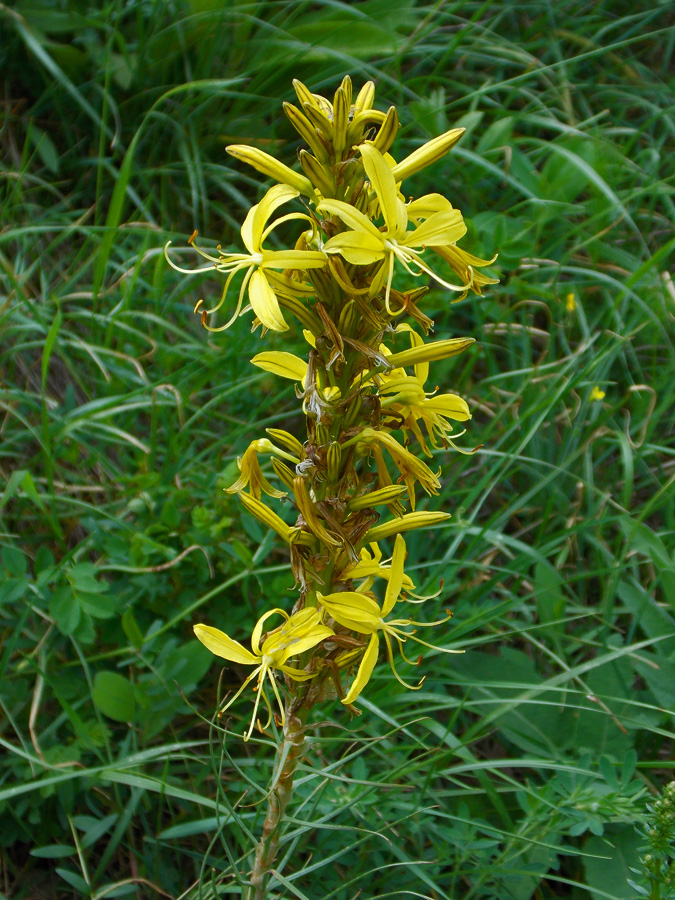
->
[194,608,333,740]
[590,386,606,401]
[565,292,577,311]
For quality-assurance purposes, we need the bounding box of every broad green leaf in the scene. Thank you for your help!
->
[67,563,105,593]
[50,586,81,636]
[583,825,642,900]
[30,844,76,859]
[1,546,27,578]
[93,672,136,723]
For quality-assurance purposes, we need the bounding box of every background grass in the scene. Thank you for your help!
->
[1,0,674,898]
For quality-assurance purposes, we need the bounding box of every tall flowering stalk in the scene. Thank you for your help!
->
[167,76,496,899]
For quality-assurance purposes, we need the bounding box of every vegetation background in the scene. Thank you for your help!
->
[1,0,674,898]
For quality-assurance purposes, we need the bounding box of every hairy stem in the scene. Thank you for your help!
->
[248,708,307,899]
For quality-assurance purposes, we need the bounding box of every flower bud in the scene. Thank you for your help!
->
[347,485,408,511]
[327,441,342,482]
[270,457,297,491]
[226,144,316,198]
[366,511,451,542]
[390,127,465,183]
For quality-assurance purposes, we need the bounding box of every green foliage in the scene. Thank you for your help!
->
[1,0,673,897]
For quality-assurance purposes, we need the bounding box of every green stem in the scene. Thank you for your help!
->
[247,707,307,900]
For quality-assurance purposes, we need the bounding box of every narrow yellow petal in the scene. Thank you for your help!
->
[293,477,341,547]
[237,492,294,543]
[360,143,407,237]
[318,198,383,241]
[251,608,289,656]
[371,106,399,154]
[319,591,381,633]
[247,270,288,332]
[342,632,380,705]
[346,485,408,511]
[251,351,307,382]
[403,210,466,249]
[382,534,406,616]
[407,193,455,219]
[241,184,299,255]
[323,231,384,266]
[193,624,258,665]
[423,394,471,421]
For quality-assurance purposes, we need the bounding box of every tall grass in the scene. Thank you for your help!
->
[1,1,674,898]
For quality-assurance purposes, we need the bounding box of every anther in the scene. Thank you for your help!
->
[188,229,198,245]
[194,298,203,314]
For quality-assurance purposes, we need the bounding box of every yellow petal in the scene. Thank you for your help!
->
[403,210,466,249]
[247,270,288,332]
[251,350,307,382]
[423,393,471,421]
[251,607,289,657]
[319,591,381,634]
[360,144,407,238]
[407,193,455,218]
[323,231,384,266]
[382,534,406,616]
[342,633,380,705]
[193,624,258,665]
[241,184,298,255]
[318,199,383,241]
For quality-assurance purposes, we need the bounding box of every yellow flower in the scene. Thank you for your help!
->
[352,427,440,506]
[226,439,299,500]
[565,292,577,312]
[319,144,469,313]
[319,535,459,704]
[590,386,606,401]
[376,326,471,456]
[194,607,333,740]
[341,539,417,595]
[165,184,326,332]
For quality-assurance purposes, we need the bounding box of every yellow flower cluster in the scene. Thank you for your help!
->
[168,77,496,739]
